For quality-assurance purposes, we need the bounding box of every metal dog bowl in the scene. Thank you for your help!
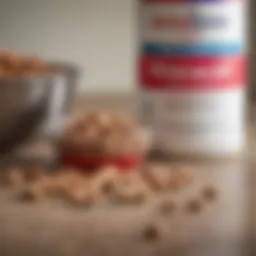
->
[0,62,79,157]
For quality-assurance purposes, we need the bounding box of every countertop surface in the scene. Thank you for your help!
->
[0,94,254,256]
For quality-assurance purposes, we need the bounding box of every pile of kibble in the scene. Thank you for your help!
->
[0,164,192,205]
[0,51,50,77]
[58,112,149,157]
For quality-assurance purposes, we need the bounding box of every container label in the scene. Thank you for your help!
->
[140,1,246,46]
[139,55,245,91]
[140,89,245,154]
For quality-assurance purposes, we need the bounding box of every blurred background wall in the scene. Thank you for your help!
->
[0,0,254,98]
[0,0,137,93]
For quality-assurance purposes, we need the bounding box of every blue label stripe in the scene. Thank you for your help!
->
[142,42,244,56]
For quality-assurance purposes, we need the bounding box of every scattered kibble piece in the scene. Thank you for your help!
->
[65,186,95,207]
[186,199,203,214]
[22,57,45,73]
[0,161,219,216]
[91,166,120,195]
[202,185,218,201]
[0,168,24,187]
[54,171,89,197]
[113,172,152,205]
[142,223,161,241]
[169,167,192,190]
[115,186,147,205]
[158,199,177,215]
[23,166,44,182]
[142,164,171,191]
[20,183,46,202]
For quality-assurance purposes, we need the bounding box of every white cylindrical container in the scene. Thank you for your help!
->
[138,0,247,157]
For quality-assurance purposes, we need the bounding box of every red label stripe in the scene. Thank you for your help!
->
[139,55,246,91]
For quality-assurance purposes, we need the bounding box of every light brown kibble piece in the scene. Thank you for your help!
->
[84,112,113,128]
[142,164,170,191]
[23,57,45,72]
[54,171,88,197]
[168,165,192,190]
[102,133,124,156]
[113,172,153,204]
[115,187,147,205]
[23,166,44,182]
[91,166,119,194]
[0,169,24,187]
[0,52,21,69]
[65,186,95,207]
[39,176,59,195]
[60,111,147,157]
[202,185,218,201]
[20,183,45,202]
[143,223,160,241]
[186,199,202,214]
[0,51,50,76]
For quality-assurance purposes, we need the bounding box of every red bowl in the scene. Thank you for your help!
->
[59,153,143,172]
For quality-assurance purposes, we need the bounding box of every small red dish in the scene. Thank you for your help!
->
[59,153,143,172]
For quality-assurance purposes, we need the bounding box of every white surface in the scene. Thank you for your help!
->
[0,0,137,93]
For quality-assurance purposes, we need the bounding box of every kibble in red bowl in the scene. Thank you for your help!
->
[57,111,150,172]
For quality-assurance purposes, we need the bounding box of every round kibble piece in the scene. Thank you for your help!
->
[23,166,44,182]
[143,223,160,241]
[20,185,45,202]
[0,169,24,187]
[186,199,202,214]
[6,169,24,186]
[65,186,95,207]
[202,185,218,201]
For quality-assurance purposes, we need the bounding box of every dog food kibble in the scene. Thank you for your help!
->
[186,199,203,214]
[0,169,24,187]
[55,172,88,196]
[91,166,120,194]
[23,57,45,72]
[202,185,218,201]
[21,184,46,202]
[88,112,113,128]
[0,162,217,219]
[59,111,148,157]
[1,52,21,69]
[23,166,44,182]
[142,164,171,191]
[169,168,192,190]
[0,51,51,77]
[115,185,148,205]
[65,187,95,207]
[143,223,161,241]
[113,172,153,204]
[142,164,191,192]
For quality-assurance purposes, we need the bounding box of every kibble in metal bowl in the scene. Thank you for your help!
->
[59,112,150,156]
